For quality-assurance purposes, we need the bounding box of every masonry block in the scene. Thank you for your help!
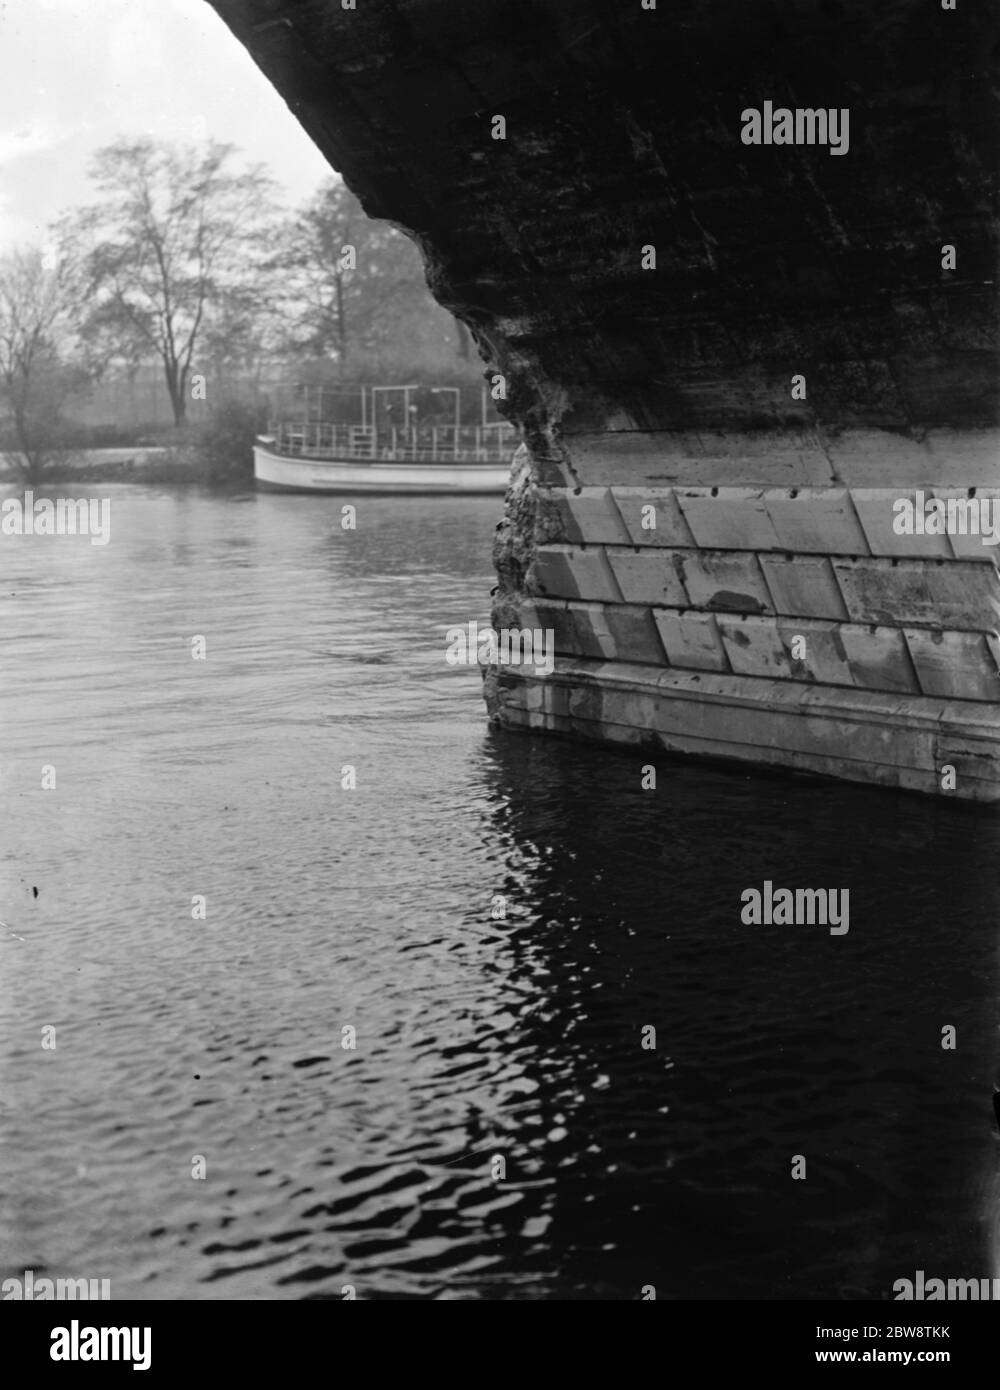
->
[652,609,730,672]
[529,598,599,659]
[759,554,849,620]
[775,618,856,686]
[530,543,623,603]
[610,487,696,547]
[905,629,1000,700]
[933,488,1000,562]
[673,550,773,614]
[674,487,781,550]
[564,601,665,665]
[838,624,921,694]
[539,486,633,545]
[763,488,870,555]
[852,489,953,558]
[833,557,1000,631]
[716,614,788,677]
[604,547,690,606]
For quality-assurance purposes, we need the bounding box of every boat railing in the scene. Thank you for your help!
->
[271,421,517,463]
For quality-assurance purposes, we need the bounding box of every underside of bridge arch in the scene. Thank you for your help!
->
[209,0,1000,801]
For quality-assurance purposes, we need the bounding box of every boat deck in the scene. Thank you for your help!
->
[271,421,516,464]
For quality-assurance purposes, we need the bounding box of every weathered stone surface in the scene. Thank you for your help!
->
[611,487,697,548]
[716,614,788,679]
[832,557,1000,631]
[604,549,690,608]
[852,490,954,559]
[208,1,1000,437]
[672,550,773,615]
[538,487,632,546]
[904,629,1000,701]
[933,488,1000,562]
[758,554,849,621]
[763,489,869,556]
[653,610,730,673]
[775,618,856,687]
[528,543,622,605]
[500,660,990,800]
[675,488,781,551]
[838,624,920,695]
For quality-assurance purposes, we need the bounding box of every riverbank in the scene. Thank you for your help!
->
[0,446,250,486]
[1,400,262,486]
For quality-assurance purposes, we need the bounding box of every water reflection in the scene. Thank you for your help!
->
[479,732,1000,1299]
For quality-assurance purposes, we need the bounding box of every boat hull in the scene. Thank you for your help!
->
[253,443,510,494]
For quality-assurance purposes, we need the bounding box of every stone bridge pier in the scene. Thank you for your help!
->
[209,0,1000,801]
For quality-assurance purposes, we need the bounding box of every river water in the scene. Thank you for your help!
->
[1,484,998,1300]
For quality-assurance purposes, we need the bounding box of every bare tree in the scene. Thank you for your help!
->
[66,139,278,427]
[0,247,85,485]
[278,180,462,371]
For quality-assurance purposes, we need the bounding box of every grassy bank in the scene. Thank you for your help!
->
[0,401,265,488]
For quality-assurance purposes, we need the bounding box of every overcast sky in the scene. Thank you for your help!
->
[0,0,332,249]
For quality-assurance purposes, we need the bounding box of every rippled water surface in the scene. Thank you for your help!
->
[1,485,999,1300]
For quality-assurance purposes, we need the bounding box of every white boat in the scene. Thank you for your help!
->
[254,383,516,494]
[253,433,513,494]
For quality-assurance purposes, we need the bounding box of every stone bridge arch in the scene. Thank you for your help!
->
[208,0,1000,800]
